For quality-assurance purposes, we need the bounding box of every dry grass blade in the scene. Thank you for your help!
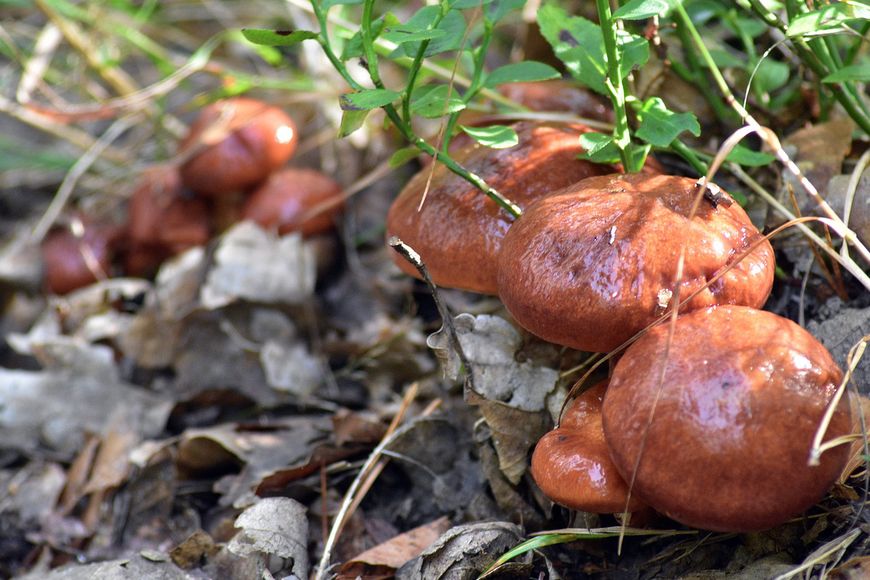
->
[773,527,861,580]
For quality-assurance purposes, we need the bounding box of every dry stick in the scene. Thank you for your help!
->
[16,22,62,104]
[30,115,137,244]
[315,383,420,580]
[809,337,869,465]
[0,95,129,164]
[388,236,476,393]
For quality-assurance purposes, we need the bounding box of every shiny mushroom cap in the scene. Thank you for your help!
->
[531,381,646,513]
[497,173,775,352]
[42,219,117,295]
[602,305,850,532]
[242,168,344,237]
[386,121,614,294]
[179,97,297,197]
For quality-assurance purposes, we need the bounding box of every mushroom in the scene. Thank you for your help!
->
[125,166,210,276]
[241,168,344,237]
[179,97,298,197]
[602,305,851,532]
[497,173,775,352]
[42,218,118,295]
[531,380,646,513]
[386,121,616,294]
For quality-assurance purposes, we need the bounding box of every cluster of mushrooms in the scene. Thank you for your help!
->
[42,97,345,294]
[386,82,853,533]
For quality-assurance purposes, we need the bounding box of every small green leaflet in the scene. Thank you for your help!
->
[389,146,420,168]
[338,109,369,138]
[788,4,870,37]
[460,125,519,149]
[725,144,775,168]
[241,28,317,47]
[635,97,700,147]
[484,61,560,88]
[578,132,622,164]
[394,6,467,58]
[823,63,870,84]
[613,0,670,21]
[537,4,607,94]
[753,59,790,94]
[410,85,465,118]
[340,89,401,111]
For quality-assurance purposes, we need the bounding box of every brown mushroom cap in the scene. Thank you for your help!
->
[531,381,646,513]
[125,166,210,276]
[241,168,344,237]
[497,173,775,352]
[602,305,850,532]
[386,121,615,294]
[179,97,297,197]
[42,220,116,295]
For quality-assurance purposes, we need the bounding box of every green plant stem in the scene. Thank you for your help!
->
[744,0,870,135]
[668,139,708,176]
[310,1,521,219]
[361,0,385,87]
[442,19,493,153]
[402,8,449,126]
[844,20,870,66]
[596,0,640,172]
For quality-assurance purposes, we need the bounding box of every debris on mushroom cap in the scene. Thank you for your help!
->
[498,80,614,122]
[602,305,851,533]
[42,220,117,295]
[125,166,210,276]
[179,97,297,197]
[497,173,775,352]
[242,168,344,237]
[386,121,615,294]
[531,381,646,513]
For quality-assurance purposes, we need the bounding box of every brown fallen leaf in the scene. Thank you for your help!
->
[830,555,870,580]
[336,516,451,579]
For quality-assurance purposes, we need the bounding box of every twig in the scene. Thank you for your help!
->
[388,237,476,393]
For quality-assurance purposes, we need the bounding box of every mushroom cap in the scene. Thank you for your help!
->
[386,121,614,294]
[179,97,297,197]
[602,305,850,532]
[498,80,614,122]
[497,173,775,352]
[128,166,210,249]
[531,381,646,513]
[42,221,116,295]
[242,168,344,237]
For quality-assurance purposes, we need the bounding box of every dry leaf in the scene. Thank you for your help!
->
[227,497,308,578]
[337,516,450,579]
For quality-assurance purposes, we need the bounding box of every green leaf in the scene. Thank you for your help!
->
[725,144,775,167]
[487,0,525,22]
[635,97,700,147]
[382,26,447,45]
[340,89,401,111]
[613,0,670,20]
[577,132,622,164]
[754,59,789,94]
[342,15,391,60]
[708,48,744,69]
[616,30,650,78]
[484,61,560,88]
[240,28,318,47]
[788,4,870,37]
[410,84,466,118]
[396,7,467,58]
[823,62,870,84]
[338,109,370,138]
[537,4,607,94]
[450,0,494,8]
[460,125,519,149]
[389,146,420,168]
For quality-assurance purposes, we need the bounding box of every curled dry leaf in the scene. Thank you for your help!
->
[200,222,315,310]
[396,521,525,580]
[781,118,854,212]
[17,553,194,580]
[227,497,308,579]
